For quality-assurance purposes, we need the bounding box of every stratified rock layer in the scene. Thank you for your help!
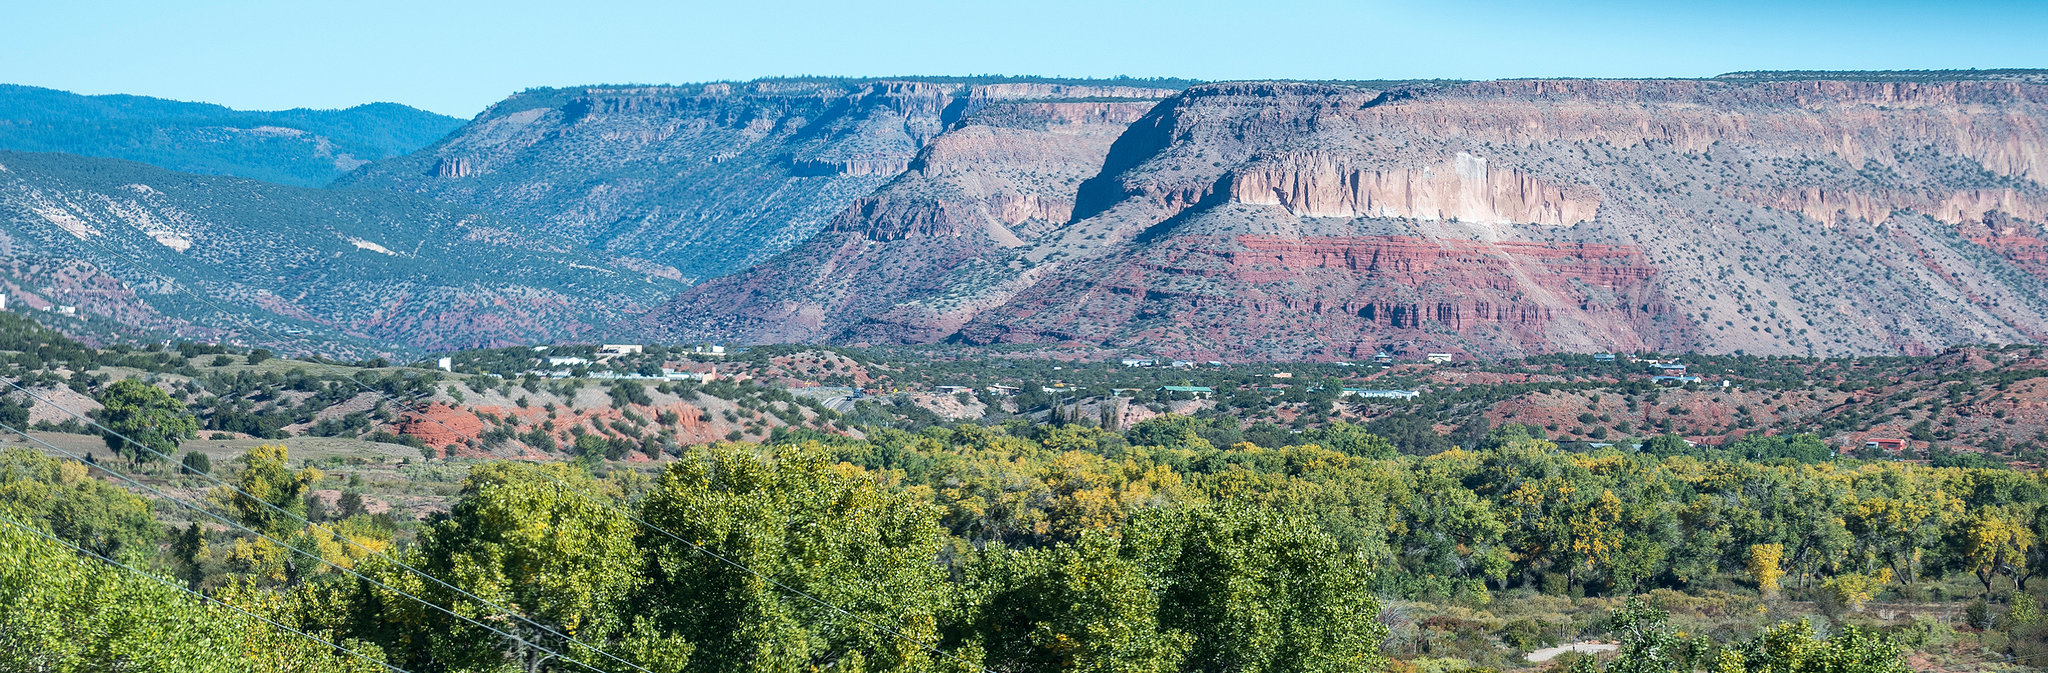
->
[648,77,2048,359]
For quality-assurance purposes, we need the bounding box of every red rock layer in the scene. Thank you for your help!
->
[960,235,1682,360]
[397,403,487,453]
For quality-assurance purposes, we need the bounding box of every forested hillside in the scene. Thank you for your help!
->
[0,151,685,355]
[0,85,464,186]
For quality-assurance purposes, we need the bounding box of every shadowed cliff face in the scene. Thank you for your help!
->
[640,91,1167,344]
[646,77,2048,360]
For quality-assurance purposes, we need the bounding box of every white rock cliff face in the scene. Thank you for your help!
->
[1229,152,1601,225]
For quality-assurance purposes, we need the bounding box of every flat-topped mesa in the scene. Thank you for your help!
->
[595,74,2048,358]
[1230,152,1601,225]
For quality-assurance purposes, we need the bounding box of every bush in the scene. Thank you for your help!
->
[1967,599,1998,629]
[179,451,211,475]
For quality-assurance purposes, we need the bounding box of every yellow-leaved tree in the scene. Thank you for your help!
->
[1749,543,1786,598]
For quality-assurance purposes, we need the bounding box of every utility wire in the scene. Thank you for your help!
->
[0,418,631,673]
[0,379,654,673]
[28,209,994,673]
[0,511,414,673]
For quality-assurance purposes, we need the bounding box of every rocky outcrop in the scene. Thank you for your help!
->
[397,403,486,452]
[432,156,473,178]
[1729,186,2048,226]
[1962,210,2048,281]
[1230,152,1600,224]
[790,155,916,177]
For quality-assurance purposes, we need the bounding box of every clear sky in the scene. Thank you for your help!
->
[6,0,2045,118]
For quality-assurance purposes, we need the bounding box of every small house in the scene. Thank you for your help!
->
[1426,353,1453,364]
[1120,358,1156,368]
[985,385,1021,396]
[598,344,644,355]
[1592,353,1616,362]
[935,385,974,395]
[1864,438,1907,452]
[1158,385,1215,399]
[547,356,592,366]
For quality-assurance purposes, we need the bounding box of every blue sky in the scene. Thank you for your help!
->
[6,0,2044,117]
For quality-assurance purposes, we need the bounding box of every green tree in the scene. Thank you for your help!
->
[1302,422,1396,459]
[213,445,320,539]
[0,518,388,672]
[1724,619,1908,673]
[379,461,675,673]
[956,532,1190,673]
[93,379,197,463]
[1599,597,1707,673]
[1129,504,1388,673]
[638,442,953,673]
[0,448,158,559]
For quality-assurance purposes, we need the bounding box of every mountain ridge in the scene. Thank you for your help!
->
[0,84,464,187]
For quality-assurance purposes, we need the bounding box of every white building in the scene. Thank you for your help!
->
[1342,389,1420,400]
[547,356,591,366]
[436,357,453,371]
[598,344,644,355]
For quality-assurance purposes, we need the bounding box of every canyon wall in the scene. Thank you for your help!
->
[650,76,2048,358]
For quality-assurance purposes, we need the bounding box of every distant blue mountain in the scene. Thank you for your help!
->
[0,85,465,187]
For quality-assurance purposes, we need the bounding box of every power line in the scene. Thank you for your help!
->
[0,379,654,673]
[0,418,632,673]
[0,510,411,673]
[28,209,994,673]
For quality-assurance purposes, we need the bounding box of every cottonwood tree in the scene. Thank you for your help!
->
[93,378,196,463]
